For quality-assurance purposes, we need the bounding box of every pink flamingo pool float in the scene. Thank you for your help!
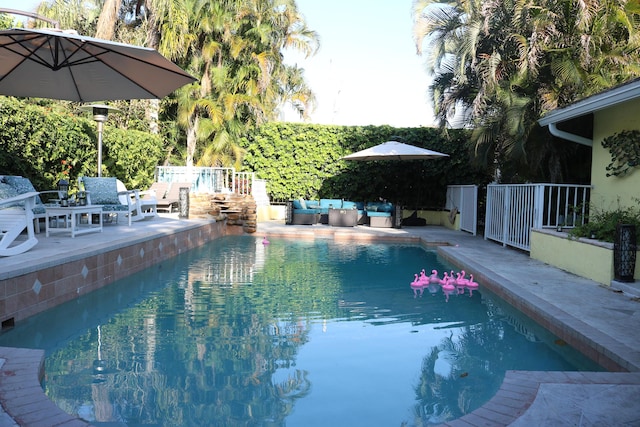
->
[408,269,479,300]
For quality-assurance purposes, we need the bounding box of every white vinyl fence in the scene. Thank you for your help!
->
[155,166,255,195]
[484,183,591,251]
[446,185,478,235]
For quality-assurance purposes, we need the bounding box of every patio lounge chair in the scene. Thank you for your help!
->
[0,191,39,256]
[146,182,169,200]
[156,182,192,213]
[78,177,156,226]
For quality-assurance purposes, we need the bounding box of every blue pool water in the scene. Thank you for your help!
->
[0,236,602,426]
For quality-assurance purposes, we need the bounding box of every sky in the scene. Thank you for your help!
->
[2,0,436,128]
[282,0,435,127]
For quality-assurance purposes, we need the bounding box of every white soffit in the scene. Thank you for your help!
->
[539,78,640,126]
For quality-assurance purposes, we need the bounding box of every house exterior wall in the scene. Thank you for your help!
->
[530,96,640,286]
[591,97,640,210]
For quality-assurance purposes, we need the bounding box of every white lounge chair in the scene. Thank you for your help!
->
[0,175,63,233]
[0,192,39,256]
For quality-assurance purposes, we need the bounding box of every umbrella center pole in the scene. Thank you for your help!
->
[95,119,105,177]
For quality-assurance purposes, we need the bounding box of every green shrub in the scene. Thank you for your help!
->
[240,123,493,207]
[0,97,163,191]
[570,203,640,242]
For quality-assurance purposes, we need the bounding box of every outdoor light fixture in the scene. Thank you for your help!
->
[80,104,120,177]
[57,179,69,206]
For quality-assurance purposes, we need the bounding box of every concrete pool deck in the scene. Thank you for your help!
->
[1,218,640,426]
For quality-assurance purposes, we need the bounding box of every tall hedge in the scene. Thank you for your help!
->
[0,97,163,191]
[241,123,493,208]
[1,97,492,207]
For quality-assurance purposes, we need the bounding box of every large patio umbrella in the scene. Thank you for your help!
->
[341,140,449,161]
[0,27,196,102]
[342,140,449,227]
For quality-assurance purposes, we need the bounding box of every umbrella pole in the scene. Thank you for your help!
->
[97,121,103,177]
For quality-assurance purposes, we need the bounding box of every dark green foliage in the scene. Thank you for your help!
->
[0,97,163,191]
[570,204,640,242]
[102,127,164,190]
[240,123,494,208]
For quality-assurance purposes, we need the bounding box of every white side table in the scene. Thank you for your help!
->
[45,205,103,238]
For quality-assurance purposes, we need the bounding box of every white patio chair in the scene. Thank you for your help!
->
[78,176,146,226]
[0,192,39,256]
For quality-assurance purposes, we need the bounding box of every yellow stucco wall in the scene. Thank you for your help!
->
[530,230,614,285]
[591,98,640,210]
[408,209,459,229]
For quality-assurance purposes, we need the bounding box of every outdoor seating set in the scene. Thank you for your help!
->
[0,175,159,256]
[290,198,396,228]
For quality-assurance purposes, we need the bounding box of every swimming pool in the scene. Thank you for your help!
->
[0,235,602,426]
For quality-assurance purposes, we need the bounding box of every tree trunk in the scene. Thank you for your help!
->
[186,114,198,167]
[95,0,119,40]
[143,0,161,135]
[146,99,160,135]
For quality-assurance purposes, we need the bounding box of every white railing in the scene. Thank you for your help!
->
[446,185,478,235]
[234,172,254,196]
[485,183,591,251]
[155,166,254,196]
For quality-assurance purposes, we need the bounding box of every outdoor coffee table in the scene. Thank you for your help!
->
[328,208,358,227]
[45,205,103,238]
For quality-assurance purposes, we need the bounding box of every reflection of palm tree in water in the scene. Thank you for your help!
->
[412,324,506,425]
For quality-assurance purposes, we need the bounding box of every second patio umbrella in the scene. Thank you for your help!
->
[341,140,449,161]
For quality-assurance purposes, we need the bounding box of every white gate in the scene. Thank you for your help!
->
[446,185,478,235]
[484,183,591,251]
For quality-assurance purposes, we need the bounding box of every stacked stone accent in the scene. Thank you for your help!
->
[189,192,257,233]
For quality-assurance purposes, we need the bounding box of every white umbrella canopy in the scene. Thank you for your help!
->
[0,28,196,102]
[342,140,449,161]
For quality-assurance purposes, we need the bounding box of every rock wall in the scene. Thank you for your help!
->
[190,193,257,233]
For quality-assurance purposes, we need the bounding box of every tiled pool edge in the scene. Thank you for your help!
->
[437,245,638,373]
[441,371,640,426]
[0,347,90,427]
[1,220,234,326]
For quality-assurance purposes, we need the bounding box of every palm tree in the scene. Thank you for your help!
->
[33,0,319,167]
[413,0,640,182]
[152,0,318,167]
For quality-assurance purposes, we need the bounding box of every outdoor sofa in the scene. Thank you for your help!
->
[291,199,393,227]
[291,198,365,225]
[365,201,395,228]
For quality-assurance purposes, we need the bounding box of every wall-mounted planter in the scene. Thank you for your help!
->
[530,228,640,286]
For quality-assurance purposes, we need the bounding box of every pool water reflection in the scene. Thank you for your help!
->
[0,236,602,426]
